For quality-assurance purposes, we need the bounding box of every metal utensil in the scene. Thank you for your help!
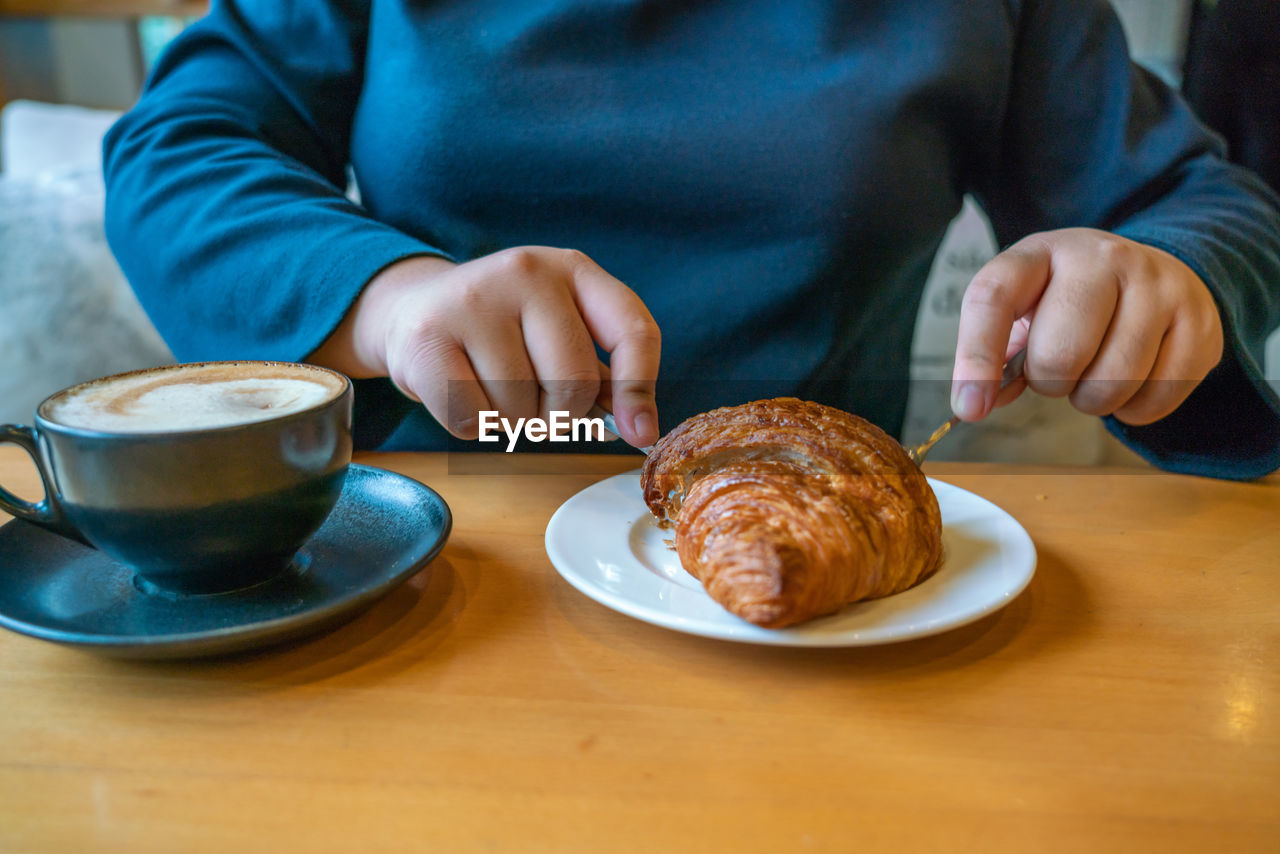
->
[588,346,1027,464]
[588,404,652,454]
[905,347,1027,465]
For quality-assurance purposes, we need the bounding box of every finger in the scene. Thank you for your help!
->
[1022,253,1119,400]
[1006,313,1032,362]
[952,239,1051,421]
[1067,292,1166,416]
[991,376,1028,410]
[991,315,1034,410]
[519,292,604,422]
[459,317,540,422]
[1112,312,1220,425]
[565,251,662,446]
[586,361,624,443]
[394,339,493,440]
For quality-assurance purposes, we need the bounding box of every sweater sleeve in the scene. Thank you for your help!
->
[969,0,1280,479]
[102,0,449,366]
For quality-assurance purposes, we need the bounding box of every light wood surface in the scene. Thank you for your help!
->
[0,448,1276,852]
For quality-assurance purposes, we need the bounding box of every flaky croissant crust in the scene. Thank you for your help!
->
[640,398,943,628]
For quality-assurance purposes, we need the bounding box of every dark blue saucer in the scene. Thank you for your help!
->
[0,464,451,659]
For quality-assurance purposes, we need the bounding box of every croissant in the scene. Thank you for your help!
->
[640,398,943,628]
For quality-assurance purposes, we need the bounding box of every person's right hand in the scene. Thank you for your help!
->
[310,247,661,448]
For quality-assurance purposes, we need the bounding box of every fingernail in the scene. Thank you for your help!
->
[632,411,657,445]
[953,383,986,420]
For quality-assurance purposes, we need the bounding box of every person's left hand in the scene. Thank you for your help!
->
[950,227,1224,426]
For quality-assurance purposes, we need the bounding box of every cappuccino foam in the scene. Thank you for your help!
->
[44,363,345,433]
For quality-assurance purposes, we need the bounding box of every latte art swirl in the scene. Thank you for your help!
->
[43,363,346,433]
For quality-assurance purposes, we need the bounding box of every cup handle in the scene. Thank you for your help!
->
[0,424,92,546]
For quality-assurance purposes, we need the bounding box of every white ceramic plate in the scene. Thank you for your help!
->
[545,471,1036,646]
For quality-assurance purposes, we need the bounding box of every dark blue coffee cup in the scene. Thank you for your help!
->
[0,362,353,594]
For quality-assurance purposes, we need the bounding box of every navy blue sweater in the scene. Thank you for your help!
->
[103,0,1280,477]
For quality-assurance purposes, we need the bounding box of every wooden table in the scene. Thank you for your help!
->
[0,448,1276,852]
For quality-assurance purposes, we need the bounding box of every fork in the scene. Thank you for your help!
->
[905,347,1027,465]
[588,404,652,454]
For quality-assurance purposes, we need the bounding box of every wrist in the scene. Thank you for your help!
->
[355,255,456,374]
[309,254,456,378]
